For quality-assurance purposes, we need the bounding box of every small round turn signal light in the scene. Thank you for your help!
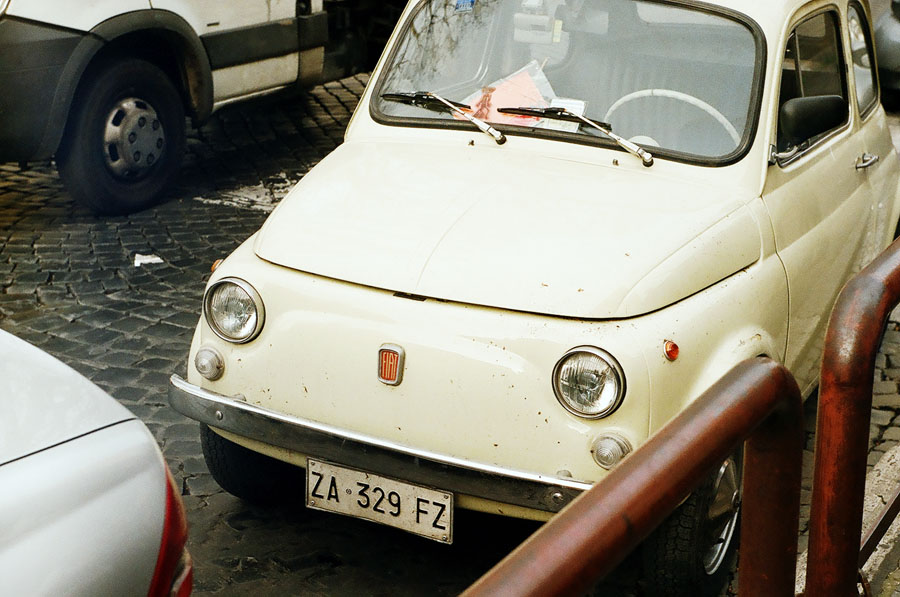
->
[195,347,225,381]
[211,259,224,272]
[591,434,633,470]
[664,340,679,361]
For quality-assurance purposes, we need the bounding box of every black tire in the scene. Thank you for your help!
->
[200,424,305,506]
[56,59,185,215]
[642,454,742,596]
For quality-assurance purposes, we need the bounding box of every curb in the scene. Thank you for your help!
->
[794,444,900,595]
[863,445,900,596]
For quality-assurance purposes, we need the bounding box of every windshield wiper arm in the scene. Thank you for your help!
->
[382,92,506,145]
[497,106,653,167]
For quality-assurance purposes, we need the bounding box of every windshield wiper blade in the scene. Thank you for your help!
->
[498,106,653,167]
[498,106,612,128]
[382,91,471,110]
[382,91,506,145]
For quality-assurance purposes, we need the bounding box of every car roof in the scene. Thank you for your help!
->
[690,0,871,47]
[710,0,867,23]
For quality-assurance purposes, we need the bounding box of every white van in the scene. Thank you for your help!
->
[0,0,403,213]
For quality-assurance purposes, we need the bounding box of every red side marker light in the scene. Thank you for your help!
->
[664,340,679,361]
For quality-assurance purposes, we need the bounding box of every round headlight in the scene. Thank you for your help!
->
[552,346,625,419]
[203,278,265,343]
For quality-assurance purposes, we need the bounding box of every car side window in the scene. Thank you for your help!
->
[776,11,849,153]
[848,3,878,116]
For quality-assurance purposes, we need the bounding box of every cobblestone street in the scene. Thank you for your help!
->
[2,74,900,595]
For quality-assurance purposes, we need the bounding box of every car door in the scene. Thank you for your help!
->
[848,1,899,248]
[761,7,876,392]
[149,0,300,103]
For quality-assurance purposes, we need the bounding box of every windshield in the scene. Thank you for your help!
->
[372,0,761,162]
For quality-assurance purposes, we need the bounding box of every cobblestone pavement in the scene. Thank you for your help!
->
[2,74,900,595]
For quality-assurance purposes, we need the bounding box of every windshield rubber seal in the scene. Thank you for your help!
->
[369,0,767,168]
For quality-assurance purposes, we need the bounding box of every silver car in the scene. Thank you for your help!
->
[0,330,192,596]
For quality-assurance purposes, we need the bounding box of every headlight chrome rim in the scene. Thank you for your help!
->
[202,277,265,344]
[552,346,626,419]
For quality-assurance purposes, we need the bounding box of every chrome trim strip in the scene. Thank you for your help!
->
[169,374,590,512]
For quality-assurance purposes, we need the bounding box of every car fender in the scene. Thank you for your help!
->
[646,324,784,438]
[635,235,789,436]
[683,326,784,407]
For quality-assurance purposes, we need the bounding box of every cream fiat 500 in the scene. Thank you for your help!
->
[170,0,900,592]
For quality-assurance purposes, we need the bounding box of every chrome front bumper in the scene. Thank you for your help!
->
[168,375,589,513]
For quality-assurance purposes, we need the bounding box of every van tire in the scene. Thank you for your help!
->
[57,59,185,215]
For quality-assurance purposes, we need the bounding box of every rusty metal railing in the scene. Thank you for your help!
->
[805,238,900,596]
[463,357,804,597]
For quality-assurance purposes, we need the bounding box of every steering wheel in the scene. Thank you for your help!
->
[604,89,741,147]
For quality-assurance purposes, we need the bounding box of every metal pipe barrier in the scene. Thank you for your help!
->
[806,238,900,596]
[463,357,803,597]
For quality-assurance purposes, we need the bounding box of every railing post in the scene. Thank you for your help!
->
[463,358,802,597]
[805,240,900,596]
[740,381,804,596]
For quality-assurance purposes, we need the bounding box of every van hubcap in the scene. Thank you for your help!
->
[103,97,165,180]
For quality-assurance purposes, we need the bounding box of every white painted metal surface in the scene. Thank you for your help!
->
[148,0,268,36]
[0,330,169,595]
[255,140,761,319]
[6,1,151,31]
[0,330,133,465]
[212,54,300,103]
[0,421,166,596]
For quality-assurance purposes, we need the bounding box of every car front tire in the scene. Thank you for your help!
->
[200,424,305,505]
[56,59,185,215]
[641,453,742,596]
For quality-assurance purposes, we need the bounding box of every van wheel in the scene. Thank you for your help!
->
[642,454,741,596]
[57,59,185,215]
[200,424,305,505]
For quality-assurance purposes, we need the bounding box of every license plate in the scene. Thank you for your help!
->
[306,459,454,543]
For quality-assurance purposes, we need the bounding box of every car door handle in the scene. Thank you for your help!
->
[856,153,880,170]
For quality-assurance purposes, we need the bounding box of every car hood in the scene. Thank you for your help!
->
[0,330,135,466]
[255,141,761,318]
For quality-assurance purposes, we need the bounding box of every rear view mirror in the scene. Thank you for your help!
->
[779,95,847,148]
